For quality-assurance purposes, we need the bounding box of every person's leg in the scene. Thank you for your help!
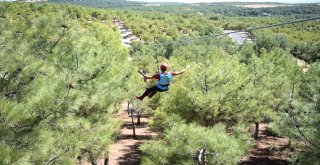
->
[136,86,158,100]
[148,91,157,98]
[148,87,168,98]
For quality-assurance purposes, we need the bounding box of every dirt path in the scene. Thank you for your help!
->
[239,123,290,165]
[107,21,149,165]
[294,57,309,73]
[108,102,157,165]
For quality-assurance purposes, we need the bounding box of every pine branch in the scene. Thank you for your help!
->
[288,81,320,151]
[46,154,61,165]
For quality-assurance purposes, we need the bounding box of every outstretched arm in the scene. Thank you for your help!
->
[174,66,191,75]
[138,70,154,79]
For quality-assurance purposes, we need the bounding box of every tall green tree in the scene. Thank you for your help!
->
[141,123,252,165]
[271,62,320,164]
[0,3,133,164]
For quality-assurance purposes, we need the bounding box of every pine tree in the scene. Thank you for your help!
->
[271,62,320,164]
[140,123,252,165]
[0,3,134,164]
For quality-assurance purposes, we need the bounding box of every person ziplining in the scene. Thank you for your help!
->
[136,63,190,101]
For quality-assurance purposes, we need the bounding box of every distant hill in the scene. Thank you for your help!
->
[49,0,144,8]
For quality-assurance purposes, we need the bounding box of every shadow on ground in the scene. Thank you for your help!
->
[117,142,144,165]
[239,123,290,165]
[239,157,288,165]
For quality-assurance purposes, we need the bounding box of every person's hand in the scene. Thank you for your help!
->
[138,70,146,79]
[185,65,191,70]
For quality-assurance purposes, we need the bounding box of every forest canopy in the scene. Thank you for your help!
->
[1,1,320,164]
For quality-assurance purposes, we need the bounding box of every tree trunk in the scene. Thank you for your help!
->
[104,158,109,165]
[137,110,141,125]
[75,51,79,69]
[203,64,208,94]
[254,122,259,140]
[287,138,291,148]
[131,111,136,138]
[90,160,97,165]
[127,101,130,115]
[89,151,97,165]
[46,155,59,165]
[198,148,207,165]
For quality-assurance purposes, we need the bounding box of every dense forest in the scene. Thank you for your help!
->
[50,0,320,62]
[1,1,320,165]
[0,2,137,164]
[49,0,320,18]
[49,0,145,8]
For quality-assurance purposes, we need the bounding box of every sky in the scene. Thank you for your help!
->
[129,0,320,3]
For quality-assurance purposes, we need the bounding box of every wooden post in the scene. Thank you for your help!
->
[254,122,259,140]
[129,101,136,138]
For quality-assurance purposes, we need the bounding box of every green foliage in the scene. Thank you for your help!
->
[149,47,300,128]
[0,2,135,164]
[194,3,320,18]
[1,1,320,164]
[271,62,320,164]
[118,11,222,42]
[140,123,252,165]
[239,49,302,130]
[50,0,143,8]
[52,1,320,19]
[157,52,247,126]
[291,41,320,63]
[254,32,290,54]
[137,37,305,164]
[129,21,306,161]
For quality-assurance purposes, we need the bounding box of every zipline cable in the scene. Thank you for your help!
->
[151,16,320,46]
[220,16,320,37]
